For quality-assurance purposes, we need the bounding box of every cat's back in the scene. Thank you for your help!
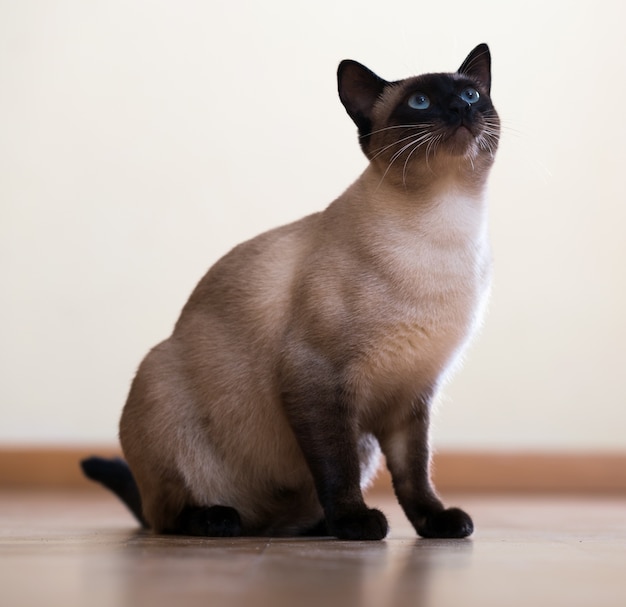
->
[174,211,322,344]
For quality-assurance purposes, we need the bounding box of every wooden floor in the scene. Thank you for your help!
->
[1,491,625,607]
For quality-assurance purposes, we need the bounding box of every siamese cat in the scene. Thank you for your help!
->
[82,44,500,540]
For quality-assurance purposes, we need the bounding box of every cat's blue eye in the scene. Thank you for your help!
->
[408,93,430,110]
[460,87,480,104]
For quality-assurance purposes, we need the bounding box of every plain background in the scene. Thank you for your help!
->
[1,0,625,452]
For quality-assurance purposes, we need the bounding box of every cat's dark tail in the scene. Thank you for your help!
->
[80,456,148,528]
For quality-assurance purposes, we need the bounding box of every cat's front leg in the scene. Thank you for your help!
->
[378,394,474,539]
[280,358,388,541]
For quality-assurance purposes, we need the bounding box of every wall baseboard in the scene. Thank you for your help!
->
[370,451,626,494]
[1,447,625,494]
[0,446,123,489]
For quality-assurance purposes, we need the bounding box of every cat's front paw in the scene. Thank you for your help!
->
[330,508,389,541]
[417,507,473,539]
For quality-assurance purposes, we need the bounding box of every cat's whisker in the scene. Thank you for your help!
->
[361,123,433,139]
[483,135,499,158]
[375,133,433,190]
[496,118,525,136]
[390,132,432,162]
[402,145,418,186]
[372,133,427,162]
[402,135,434,186]
[423,133,443,174]
[392,133,433,163]
[386,139,425,174]
[366,125,429,149]
[369,129,433,162]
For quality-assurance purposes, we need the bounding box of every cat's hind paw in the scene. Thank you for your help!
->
[175,505,242,537]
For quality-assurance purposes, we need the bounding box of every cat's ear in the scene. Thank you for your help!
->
[458,43,492,94]
[338,60,389,135]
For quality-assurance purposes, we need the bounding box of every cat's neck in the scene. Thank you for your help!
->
[321,161,490,267]
[363,154,492,201]
[349,161,490,226]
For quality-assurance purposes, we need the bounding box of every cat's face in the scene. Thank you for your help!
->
[338,44,500,184]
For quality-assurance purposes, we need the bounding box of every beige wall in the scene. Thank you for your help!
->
[2,0,625,451]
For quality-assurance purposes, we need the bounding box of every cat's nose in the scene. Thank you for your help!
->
[449,96,472,116]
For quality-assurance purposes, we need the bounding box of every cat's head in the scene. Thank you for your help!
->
[338,44,500,183]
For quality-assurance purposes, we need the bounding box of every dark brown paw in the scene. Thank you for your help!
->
[176,505,242,537]
[417,507,473,539]
[330,508,389,540]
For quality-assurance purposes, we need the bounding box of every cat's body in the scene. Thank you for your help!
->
[82,44,500,540]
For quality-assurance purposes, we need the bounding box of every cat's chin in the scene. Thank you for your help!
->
[442,126,480,157]
[441,125,478,157]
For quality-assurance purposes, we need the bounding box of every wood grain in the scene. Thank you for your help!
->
[2,491,626,606]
